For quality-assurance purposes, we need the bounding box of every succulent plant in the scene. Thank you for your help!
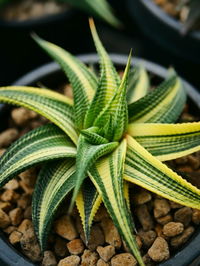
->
[0,19,200,265]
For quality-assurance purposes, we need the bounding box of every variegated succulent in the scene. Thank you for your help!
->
[0,19,200,265]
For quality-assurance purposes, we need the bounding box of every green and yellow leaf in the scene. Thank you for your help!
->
[127,122,200,161]
[32,159,76,250]
[125,135,200,209]
[89,139,144,266]
[128,75,186,123]
[0,124,76,187]
[0,86,78,144]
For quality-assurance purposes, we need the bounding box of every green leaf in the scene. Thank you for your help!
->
[76,179,102,242]
[0,124,76,187]
[69,134,118,212]
[125,135,200,209]
[60,0,122,28]
[33,35,98,129]
[89,139,144,266]
[0,86,78,144]
[32,159,76,250]
[127,65,149,104]
[84,19,120,128]
[127,122,200,161]
[128,75,186,123]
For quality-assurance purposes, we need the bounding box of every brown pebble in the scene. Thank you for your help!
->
[1,189,20,202]
[97,259,110,266]
[58,255,80,266]
[17,194,31,209]
[4,179,19,190]
[111,253,137,266]
[0,208,11,228]
[174,207,192,227]
[192,209,200,224]
[156,214,173,225]
[136,204,154,231]
[148,237,170,262]
[101,218,121,249]
[3,225,17,234]
[19,168,37,187]
[171,226,195,248]
[11,107,37,126]
[54,216,78,241]
[42,250,57,266]
[138,230,157,247]
[163,222,184,237]
[67,239,84,255]
[187,155,200,170]
[9,207,23,226]
[9,230,22,245]
[24,206,32,219]
[169,201,182,209]
[0,128,18,147]
[54,237,68,257]
[154,199,170,218]
[94,206,109,222]
[97,245,115,262]
[133,190,152,205]
[143,253,154,266]
[0,201,12,212]
[87,224,105,251]
[18,219,33,234]
[20,227,42,262]
[81,250,99,266]
[19,180,34,194]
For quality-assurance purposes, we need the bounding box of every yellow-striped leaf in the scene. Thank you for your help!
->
[125,135,200,209]
[89,139,144,266]
[33,35,98,129]
[127,66,149,104]
[128,75,186,123]
[0,124,76,187]
[0,86,78,144]
[76,179,102,242]
[127,122,200,161]
[32,159,76,250]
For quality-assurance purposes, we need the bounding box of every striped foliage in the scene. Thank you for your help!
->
[0,20,200,266]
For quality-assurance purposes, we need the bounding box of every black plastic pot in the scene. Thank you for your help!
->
[126,0,200,64]
[0,7,91,86]
[0,54,200,266]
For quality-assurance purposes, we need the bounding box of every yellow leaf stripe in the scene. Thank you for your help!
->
[125,135,200,209]
[127,122,200,161]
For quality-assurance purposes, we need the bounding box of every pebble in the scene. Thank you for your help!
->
[20,227,42,262]
[148,237,170,262]
[58,255,80,266]
[94,206,109,222]
[0,208,11,228]
[81,250,99,266]
[9,230,22,245]
[4,179,19,190]
[138,230,157,247]
[42,250,57,266]
[111,253,137,266]
[133,190,152,205]
[19,180,34,194]
[1,189,20,202]
[192,209,200,224]
[169,201,182,209]
[154,199,170,218]
[87,224,105,251]
[18,219,33,234]
[163,222,184,237]
[0,201,12,212]
[3,225,17,234]
[11,107,37,126]
[17,193,31,209]
[54,216,78,241]
[174,207,192,227]
[67,239,84,255]
[97,259,110,266]
[0,128,18,147]
[19,168,37,187]
[54,237,68,257]
[9,207,23,226]
[101,218,122,249]
[136,204,154,231]
[97,245,115,262]
[171,226,195,248]
[24,206,32,219]
[156,214,173,225]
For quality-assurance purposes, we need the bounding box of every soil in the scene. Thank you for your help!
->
[0,0,68,21]
[0,81,200,265]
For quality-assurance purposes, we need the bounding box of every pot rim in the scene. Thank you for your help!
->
[130,0,200,40]
[0,53,199,266]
